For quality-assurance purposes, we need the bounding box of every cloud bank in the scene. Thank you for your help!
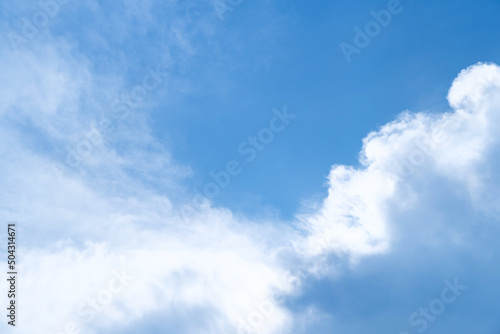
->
[1,1,500,333]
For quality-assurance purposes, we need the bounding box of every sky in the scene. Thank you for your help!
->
[1,0,500,333]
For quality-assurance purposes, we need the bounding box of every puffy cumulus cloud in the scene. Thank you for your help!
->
[289,66,500,334]
[298,62,500,270]
[2,2,500,334]
[5,158,299,333]
[18,223,297,334]
[0,134,297,334]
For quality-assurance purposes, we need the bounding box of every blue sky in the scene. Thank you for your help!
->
[148,0,500,219]
[1,0,500,333]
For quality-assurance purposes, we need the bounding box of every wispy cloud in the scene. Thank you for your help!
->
[1,1,500,333]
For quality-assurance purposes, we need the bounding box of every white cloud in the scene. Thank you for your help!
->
[2,2,500,333]
[4,58,496,332]
[0,33,296,334]
[298,62,500,269]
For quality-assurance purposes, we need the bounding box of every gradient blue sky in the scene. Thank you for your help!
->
[1,1,500,333]
[21,0,500,218]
